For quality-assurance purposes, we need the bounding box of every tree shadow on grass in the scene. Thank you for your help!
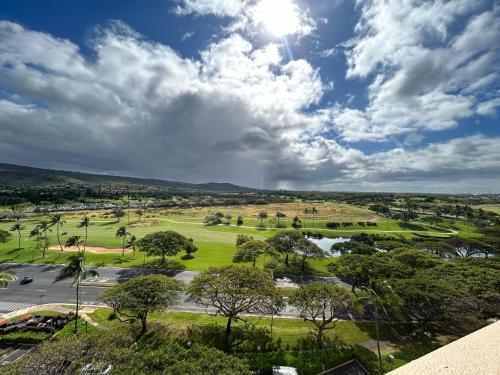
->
[6,247,23,254]
[388,337,444,363]
[353,321,416,342]
[0,255,21,264]
[109,254,136,265]
[186,323,277,353]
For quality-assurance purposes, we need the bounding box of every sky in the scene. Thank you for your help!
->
[0,0,499,193]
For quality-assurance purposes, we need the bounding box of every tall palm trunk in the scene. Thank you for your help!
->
[75,274,80,333]
[57,223,63,251]
[17,229,21,249]
[32,235,39,261]
[83,226,88,254]
[122,236,125,256]
[374,305,382,372]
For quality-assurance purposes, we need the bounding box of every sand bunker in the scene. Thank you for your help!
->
[49,246,132,254]
[131,219,159,227]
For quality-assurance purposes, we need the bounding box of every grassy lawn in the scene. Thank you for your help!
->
[89,308,413,348]
[476,204,500,215]
[0,330,51,344]
[0,202,464,272]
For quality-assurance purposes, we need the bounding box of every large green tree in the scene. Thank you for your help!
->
[267,231,304,268]
[100,274,182,334]
[137,231,194,264]
[187,266,284,337]
[331,240,376,256]
[289,281,353,348]
[328,254,410,294]
[119,343,253,375]
[233,239,275,267]
[3,330,133,375]
[296,238,325,271]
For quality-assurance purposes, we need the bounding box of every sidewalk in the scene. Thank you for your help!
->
[0,303,104,328]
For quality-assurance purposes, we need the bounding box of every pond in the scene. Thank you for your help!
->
[307,236,350,257]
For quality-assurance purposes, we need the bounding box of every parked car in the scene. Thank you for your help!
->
[20,275,33,285]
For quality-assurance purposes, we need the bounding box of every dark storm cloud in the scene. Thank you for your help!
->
[0,16,500,193]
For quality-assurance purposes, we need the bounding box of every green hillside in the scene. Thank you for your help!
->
[0,163,254,193]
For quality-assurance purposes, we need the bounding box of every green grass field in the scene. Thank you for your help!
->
[476,204,500,215]
[89,308,411,348]
[0,202,464,272]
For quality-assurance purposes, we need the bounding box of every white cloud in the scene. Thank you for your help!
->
[175,0,315,38]
[477,97,500,117]
[182,31,195,41]
[1,19,499,192]
[0,21,325,187]
[333,1,500,142]
[173,0,246,17]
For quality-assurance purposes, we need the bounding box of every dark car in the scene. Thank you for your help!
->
[20,275,33,285]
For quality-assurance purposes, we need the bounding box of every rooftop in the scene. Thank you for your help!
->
[387,321,500,375]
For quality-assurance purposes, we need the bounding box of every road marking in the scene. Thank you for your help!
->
[36,289,46,292]
[0,301,35,313]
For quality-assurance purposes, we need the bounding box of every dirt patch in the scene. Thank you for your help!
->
[132,219,159,227]
[49,246,132,254]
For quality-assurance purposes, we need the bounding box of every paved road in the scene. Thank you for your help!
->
[0,263,352,318]
[0,263,200,314]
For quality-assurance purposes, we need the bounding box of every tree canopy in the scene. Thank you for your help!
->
[331,240,376,256]
[267,231,304,267]
[289,281,353,348]
[100,274,182,334]
[137,231,194,264]
[187,266,284,336]
[233,239,276,267]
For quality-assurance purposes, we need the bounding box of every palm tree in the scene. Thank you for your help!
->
[54,255,98,333]
[116,226,129,256]
[65,235,84,255]
[276,211,286,224]
[311,207,319,227]
[258,211,268,227]
[78,216,90,253]
[357,281,401,372]
[127,235,137,253]
[10,221,24,249]
[136,209,144,223]
[29,228,41,261]
[50,214,66,251]
[37,220,51,258]
[303,208,310,226]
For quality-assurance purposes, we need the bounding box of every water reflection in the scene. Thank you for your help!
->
[308,236,350,257]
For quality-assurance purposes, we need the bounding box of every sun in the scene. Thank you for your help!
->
[254,0,302,37]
